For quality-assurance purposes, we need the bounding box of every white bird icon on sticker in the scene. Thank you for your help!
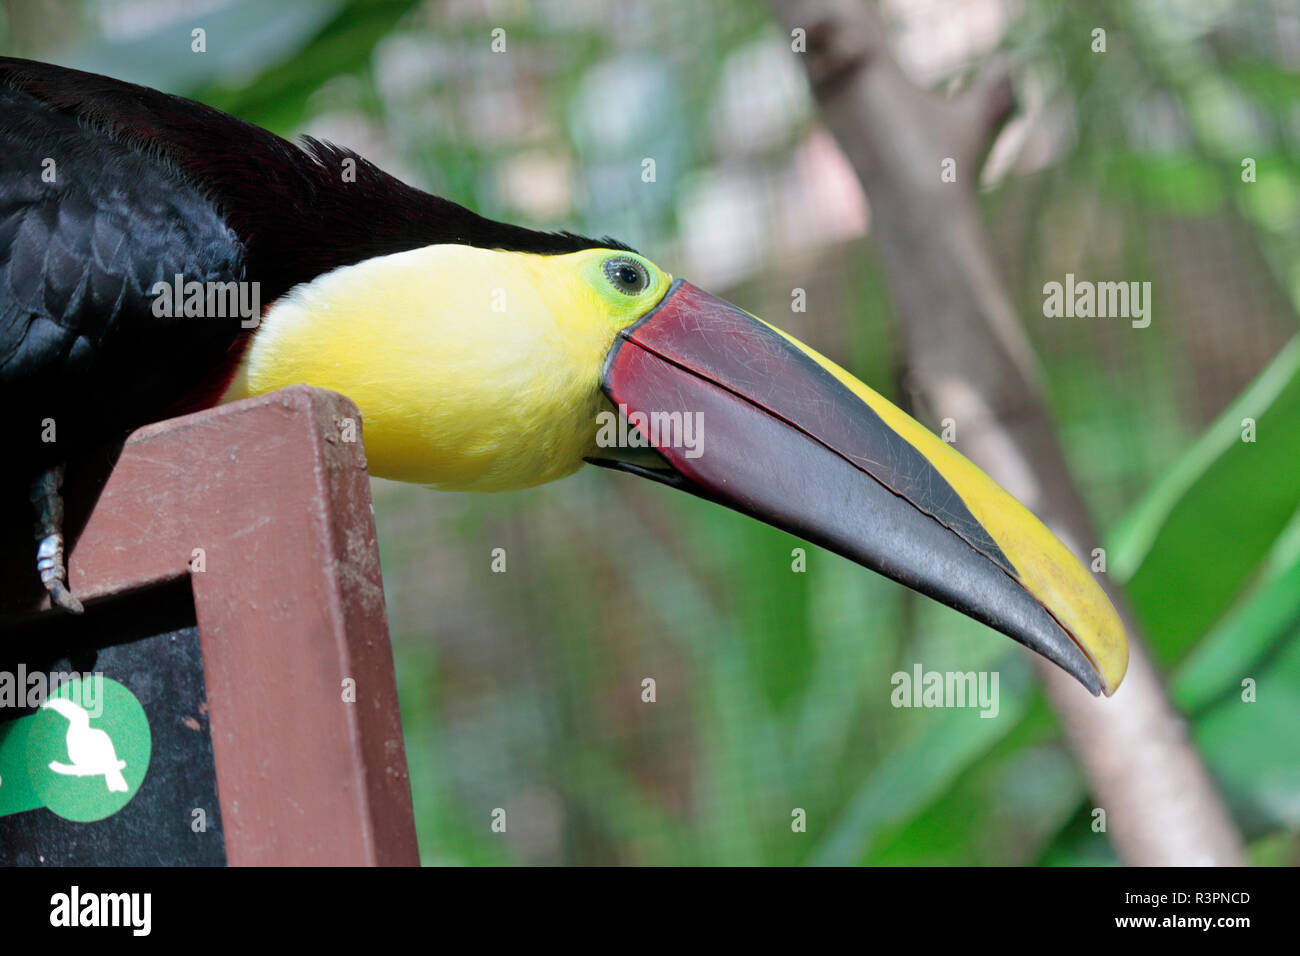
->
[42,698,129,793]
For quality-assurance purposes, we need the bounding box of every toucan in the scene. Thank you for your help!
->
[0,58,1127,695]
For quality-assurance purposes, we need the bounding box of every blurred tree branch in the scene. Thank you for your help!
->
[772,0,1245,865]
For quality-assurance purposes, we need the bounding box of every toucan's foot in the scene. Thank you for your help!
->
[31,465,83,614]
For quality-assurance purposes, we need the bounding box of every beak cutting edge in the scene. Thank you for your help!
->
[595,279,1128,696]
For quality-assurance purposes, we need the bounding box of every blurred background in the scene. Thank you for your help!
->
[6,0,1297,864]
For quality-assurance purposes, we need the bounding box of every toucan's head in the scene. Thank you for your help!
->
[42,696,88,723]
[228,241,1128,696]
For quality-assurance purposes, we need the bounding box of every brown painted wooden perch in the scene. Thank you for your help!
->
[0,386,417,866]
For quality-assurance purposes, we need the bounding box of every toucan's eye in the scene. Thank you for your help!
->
[603,256,650,296]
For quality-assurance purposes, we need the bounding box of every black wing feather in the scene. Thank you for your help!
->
[0,79,244,459]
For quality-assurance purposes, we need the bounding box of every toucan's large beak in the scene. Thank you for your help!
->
[593,280,1128,696]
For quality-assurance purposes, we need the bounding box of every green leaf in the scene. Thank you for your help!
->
[1097,153,1224,216]
[869,729,1086,866]
[809,653,1033,866]
[197,0,425,135]
[1108,337,1300,664]
[1191,634,1300,833]
[1172,527,1300,713]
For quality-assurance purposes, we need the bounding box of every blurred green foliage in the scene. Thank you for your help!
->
[11,0,1297,864]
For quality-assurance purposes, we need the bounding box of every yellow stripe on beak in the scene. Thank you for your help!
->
[768,327,1129,695]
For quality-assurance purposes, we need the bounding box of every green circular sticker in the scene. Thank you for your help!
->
[25,677,151,822]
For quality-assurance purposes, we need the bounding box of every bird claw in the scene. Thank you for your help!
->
[31,465,84,614]
[36,531,84,613]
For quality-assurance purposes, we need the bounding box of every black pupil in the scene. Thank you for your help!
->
[617,265,639,287]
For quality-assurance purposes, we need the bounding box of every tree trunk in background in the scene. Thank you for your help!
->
[773,0,1245,865]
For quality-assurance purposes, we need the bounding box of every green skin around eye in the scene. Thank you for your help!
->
[582,252,672,326]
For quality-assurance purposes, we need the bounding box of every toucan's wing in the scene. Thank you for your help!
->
[0,77,246,453]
